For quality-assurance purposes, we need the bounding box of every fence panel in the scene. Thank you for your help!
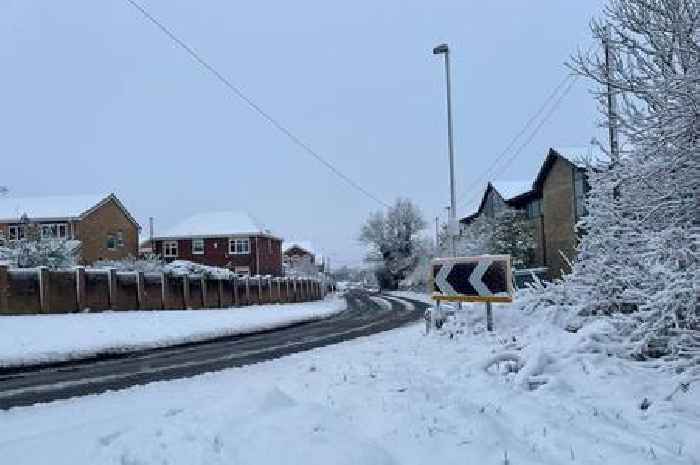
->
[115,272,138,311]
[85,271,110,311]
[5,270,41,315]
[48,270,77,313]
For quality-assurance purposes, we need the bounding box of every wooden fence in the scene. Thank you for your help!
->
[0,265,326,315]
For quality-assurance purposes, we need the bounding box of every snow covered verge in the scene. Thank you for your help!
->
[0,296,346,369]
[1,301,698,465]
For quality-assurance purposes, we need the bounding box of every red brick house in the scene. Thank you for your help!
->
[283,240,325,273]
[0,193,140,264]
[151,211,283,276]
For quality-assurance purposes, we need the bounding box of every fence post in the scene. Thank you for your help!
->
[75,267,86,312]
[161,272,169,310]
[0,265,8,313]
[276,278,281,303]
[183,274,191,309]
[257,277,263,305]
[136,271,145,310]
[292,278,298,302]
[268,276,273,303]
[200,276,207,308]
[232,276,239,306]
[217,278,224,308]
[245,277,250,306]
[37,266,50,314]
[107,269,118,311]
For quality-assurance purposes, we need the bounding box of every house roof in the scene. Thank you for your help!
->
[283,240,316,256]
[0,193,139,228]
[551,145,606,168]
[154,211,280,240]
[460,180,532,224]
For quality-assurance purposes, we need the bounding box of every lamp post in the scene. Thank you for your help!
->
[433,43,457,257]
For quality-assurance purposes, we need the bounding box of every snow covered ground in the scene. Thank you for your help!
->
[1,299,697,465]
[0,296,346,368]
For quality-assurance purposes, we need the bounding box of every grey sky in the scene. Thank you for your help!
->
[1,1,606,267]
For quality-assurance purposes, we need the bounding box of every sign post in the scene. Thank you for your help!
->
[430,255,513,331]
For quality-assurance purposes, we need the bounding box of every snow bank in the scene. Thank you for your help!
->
[0,296,346,368]
[1,299,697,465]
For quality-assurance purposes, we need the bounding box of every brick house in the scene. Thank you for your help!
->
[283,241,325,272]
[151,211,283,276]
[0,193,140,264]
[459,147,594,279]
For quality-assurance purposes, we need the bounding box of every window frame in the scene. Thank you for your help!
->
[163,240,178,258]
[192,238,205,255]
[106,234,117,251]
[9,225,26,241]
[229,238,250,255]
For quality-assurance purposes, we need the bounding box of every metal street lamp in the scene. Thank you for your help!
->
[433,43,457,257]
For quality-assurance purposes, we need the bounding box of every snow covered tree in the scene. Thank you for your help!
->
[450,207,535,267]
[526,0,699,364]
[359,198,427,289]
[1,222,77,268]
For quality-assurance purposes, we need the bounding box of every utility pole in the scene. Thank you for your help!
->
[433,43,457,258]
[603,25,619,160]
[435,216,440,249]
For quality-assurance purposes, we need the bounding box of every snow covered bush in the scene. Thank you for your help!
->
[450,207,535,267]
[522,0,699,368]
[94,256,238,279]
[0,223,77,269]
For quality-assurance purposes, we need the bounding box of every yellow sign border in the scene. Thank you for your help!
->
[428,255,514,303]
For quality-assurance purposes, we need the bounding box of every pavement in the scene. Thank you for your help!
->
[0,290,427,409]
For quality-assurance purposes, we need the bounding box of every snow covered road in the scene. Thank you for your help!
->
[1,298,697,465]
[0,291,426,409]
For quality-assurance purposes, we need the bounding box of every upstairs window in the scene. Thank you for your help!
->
[41,223,68,239]
[527,199,542,219]
[192,238,205,255]
[229,238,250,255]
[163,241,178,258]
[106,234,117,250]
[574,170,588,219]
[8,225,25,241]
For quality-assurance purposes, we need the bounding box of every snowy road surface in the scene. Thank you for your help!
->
[0,299,697,465]
[0,291,426,409]
[0,297,348,368]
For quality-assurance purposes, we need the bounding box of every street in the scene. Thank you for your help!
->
[0,290,427,409]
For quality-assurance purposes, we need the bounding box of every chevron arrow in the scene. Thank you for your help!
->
[435,263,457,295]
[469,258,494,297]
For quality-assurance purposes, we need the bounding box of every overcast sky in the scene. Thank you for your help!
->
[1,1,606,267]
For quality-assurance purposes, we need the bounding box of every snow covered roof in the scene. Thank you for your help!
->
[283,240,316,256]
[155,211,279,240]
[0,193,121,223]
[491,180,532,200]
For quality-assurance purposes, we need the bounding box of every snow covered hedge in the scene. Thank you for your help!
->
[518,0,699,369]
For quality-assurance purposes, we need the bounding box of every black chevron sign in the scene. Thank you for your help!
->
[431,255,513,302]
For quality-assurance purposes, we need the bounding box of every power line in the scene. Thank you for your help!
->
[123,0,390,209]
[454,73,574,207]
[459,73,580,211]
[459,43,598,207]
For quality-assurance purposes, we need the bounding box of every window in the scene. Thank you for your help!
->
[527,199,542,219]
[9,225,25,241]
[106,234,117,250]
[229,238,250,255]
[574,170,587,219]
[192,238,204,255]
[40,223,69,239]
[163,240,178,258]
[234,266,250,275]
[116,231,124,248]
